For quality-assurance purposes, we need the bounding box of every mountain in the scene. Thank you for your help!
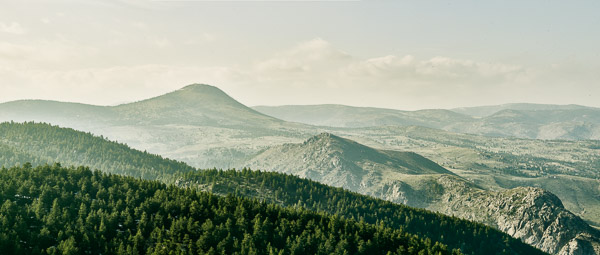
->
[253,104,600,140]
[243,133,600,254]
[0,84,313,169]
[451,103,597,117]
[443,108,600,140]
[252,104,474,128]
[0,122,546,254]
[113,84,282,126]
[0,84,281,127]
[335,125,600,227]
[2,85,599,252]
[245,133,452,191]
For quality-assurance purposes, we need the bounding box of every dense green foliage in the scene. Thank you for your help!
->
[0,165,457,255]
[0,122,195,181]
[181,169,546,255]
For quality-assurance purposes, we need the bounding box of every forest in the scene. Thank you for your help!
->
[0,164,457,255]
[180,169,545,255]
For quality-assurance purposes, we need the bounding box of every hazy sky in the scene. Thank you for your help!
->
[1,0,599,110]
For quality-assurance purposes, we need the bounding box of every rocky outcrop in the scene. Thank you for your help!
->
[430,182,600,255]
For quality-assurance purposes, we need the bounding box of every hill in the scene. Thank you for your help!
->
[0,122,547,254]
[245,133,452,191]
[180,169,547,255]
[243,132,600,254]
[1,86,599,252]
[444,108,600,140]
[0,164,460,255]
[451,103,597,117]
[0,84,313,169]
[113,84,282,126]
[0,122,194,181]
[253,104,600,140]
[252,104,473,128]
[336,125,600,227]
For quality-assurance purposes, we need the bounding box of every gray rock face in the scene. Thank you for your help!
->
[430,182,600,255]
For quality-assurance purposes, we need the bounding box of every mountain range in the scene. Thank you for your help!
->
[0,122,547,255]
[1,84,600,254]
[253,103,600,140]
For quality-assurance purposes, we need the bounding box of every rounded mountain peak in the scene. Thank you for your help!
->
[178,83,224,94]
[113,84,279,125]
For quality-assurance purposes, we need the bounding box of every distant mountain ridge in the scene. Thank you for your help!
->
[252,104,472,128]
[451,103,598,117]
[253,103,600,140]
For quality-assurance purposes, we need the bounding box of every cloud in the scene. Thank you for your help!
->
[256,38,350,73]
[0,37,595,110]
[0,40,98,68]
[0,22,27,35]
[246,38,534,99]
[341,54,529,86]
[183,33,217,45]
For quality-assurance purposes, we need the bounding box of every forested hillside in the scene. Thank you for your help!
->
[0,164,459,255]
[0,122,548,254]
[0,122,194,181]
[180,169,546,255]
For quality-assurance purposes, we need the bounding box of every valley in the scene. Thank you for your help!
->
[1,84,600,254]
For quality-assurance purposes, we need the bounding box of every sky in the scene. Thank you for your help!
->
[1,0,599,110]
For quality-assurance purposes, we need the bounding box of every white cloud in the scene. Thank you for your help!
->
[0,40,98,68]
[183,33,217,45]
[0,38,596,110]
[0,22,27,35]
[254,38,352,84]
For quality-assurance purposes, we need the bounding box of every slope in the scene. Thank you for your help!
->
[243,132,600,254]
[336,125,600,227]
[451,103,597,117]
[179,169,547,255]
[0,164,458,255]
[113,84,282,126]
[253,104,474,128]
[253,104,600,140]
[444,109,600,139]
[0,122,546,254]
[0,122,195,181]
[0,84,313,169]
[245,132,453,191]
